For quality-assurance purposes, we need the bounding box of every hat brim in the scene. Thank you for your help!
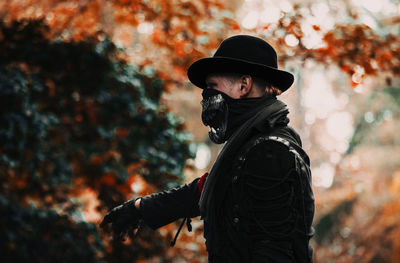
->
[187,57,294,92]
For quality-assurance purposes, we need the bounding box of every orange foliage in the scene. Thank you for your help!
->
[1,0,229,86]
[87,106,99,124]
[312,25,321,31]
[114,127,130,139]
[90,154,103,165]
[101,173,117,186]
[314,24,400,78]
[75,114,83,122]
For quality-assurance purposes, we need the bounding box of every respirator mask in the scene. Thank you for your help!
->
[200,89,233,144]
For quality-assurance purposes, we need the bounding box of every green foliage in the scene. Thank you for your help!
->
[0,19,196,262]
[346,86,400,154]
[0,19,194,190]
[314,198,356,244]
[0,195,104,263]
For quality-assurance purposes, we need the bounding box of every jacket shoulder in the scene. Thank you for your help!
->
[239,126,310,167]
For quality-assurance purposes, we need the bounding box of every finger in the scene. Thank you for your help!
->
[119,229,128,242]
[111,222,122,236]
[99,214,111,228]
[127,227,137,239]
[122,231,129,242]
[111,225,126,242]
[111,229,123,242]
[100,209,119,228]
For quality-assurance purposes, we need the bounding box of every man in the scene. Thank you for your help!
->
[100,35,315,262]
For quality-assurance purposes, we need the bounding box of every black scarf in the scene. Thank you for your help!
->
[199,96,289,259]
[224,96,268,139]
[201,88,270,144]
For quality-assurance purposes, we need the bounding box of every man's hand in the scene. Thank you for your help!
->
[100,198,142,241]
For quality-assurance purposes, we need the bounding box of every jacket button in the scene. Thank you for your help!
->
[233,217,239,224]
[234,204,239,211]
[232,175,238,183]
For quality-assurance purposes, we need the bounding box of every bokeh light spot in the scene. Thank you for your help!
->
[364,111,374,123]
[326,112,353,140]
[313,163,335,188]
[285,34,299,47]
[194,144,211,170]
[242,11,259,29]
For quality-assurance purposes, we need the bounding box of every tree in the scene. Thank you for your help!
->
[0,19,196,262]
[0,0,235,86]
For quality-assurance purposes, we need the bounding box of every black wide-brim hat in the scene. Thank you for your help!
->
[187,35,294,92]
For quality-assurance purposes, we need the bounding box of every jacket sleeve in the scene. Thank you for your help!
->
[243,140,296,236]
[241,140,302,262]
[139,177,202,229]
[243,140,314,263]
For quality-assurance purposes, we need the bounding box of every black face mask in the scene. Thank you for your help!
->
[201,89,266,144]
[201,89,230,144]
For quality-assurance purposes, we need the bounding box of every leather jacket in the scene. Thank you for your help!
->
[139,126,314,262]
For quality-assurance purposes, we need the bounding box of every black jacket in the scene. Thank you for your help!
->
[140,126,314,262]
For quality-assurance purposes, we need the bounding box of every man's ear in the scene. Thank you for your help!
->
[239,75,252,98]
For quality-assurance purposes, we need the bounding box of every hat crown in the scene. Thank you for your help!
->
[213,35,278,69]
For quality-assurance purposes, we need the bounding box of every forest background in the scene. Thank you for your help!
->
[1,0,399,262]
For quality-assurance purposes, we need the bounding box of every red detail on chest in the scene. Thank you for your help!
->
[198,172,208,193]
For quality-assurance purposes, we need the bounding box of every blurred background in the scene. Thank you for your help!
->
[1,0,399,262]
